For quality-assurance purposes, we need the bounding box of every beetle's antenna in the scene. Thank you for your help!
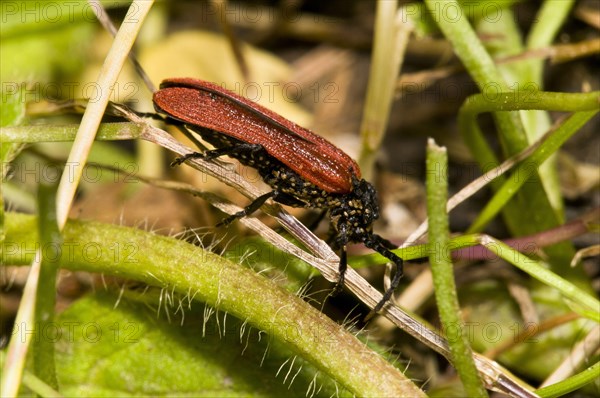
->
[90,1,156,93]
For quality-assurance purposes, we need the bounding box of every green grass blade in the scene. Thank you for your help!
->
[33,181,61,390]
[359,0,411,178]
[536,361,600,398]
[423,0,582,276]
[467,110,598,233]
[480,236,600,320]
[426,140,488,397]
[0,122,144,143]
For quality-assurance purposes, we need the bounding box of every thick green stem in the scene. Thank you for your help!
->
[2,212,423,397]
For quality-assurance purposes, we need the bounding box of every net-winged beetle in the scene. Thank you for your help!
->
[152,78,403,314]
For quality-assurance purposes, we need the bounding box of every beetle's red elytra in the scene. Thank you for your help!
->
[152,78,403,315]
[153,78,360,194]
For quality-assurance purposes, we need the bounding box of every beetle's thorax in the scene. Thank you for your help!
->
[329,177,380,243]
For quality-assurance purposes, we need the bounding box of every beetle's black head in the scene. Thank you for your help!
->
[329,176,380,244]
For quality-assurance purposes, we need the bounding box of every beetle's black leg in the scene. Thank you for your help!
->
[204,143,263,160]
[363,233,404,316]
[331,247,348,295]
[217,191,276,227]
[379,237,399,250]
[170,151,204,166]
[270,191,308,208]
[171,143,262,166]
[218,188,310,227]
[330,225,348,295]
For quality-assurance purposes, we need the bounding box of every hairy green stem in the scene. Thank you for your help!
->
[2,212,423,397]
